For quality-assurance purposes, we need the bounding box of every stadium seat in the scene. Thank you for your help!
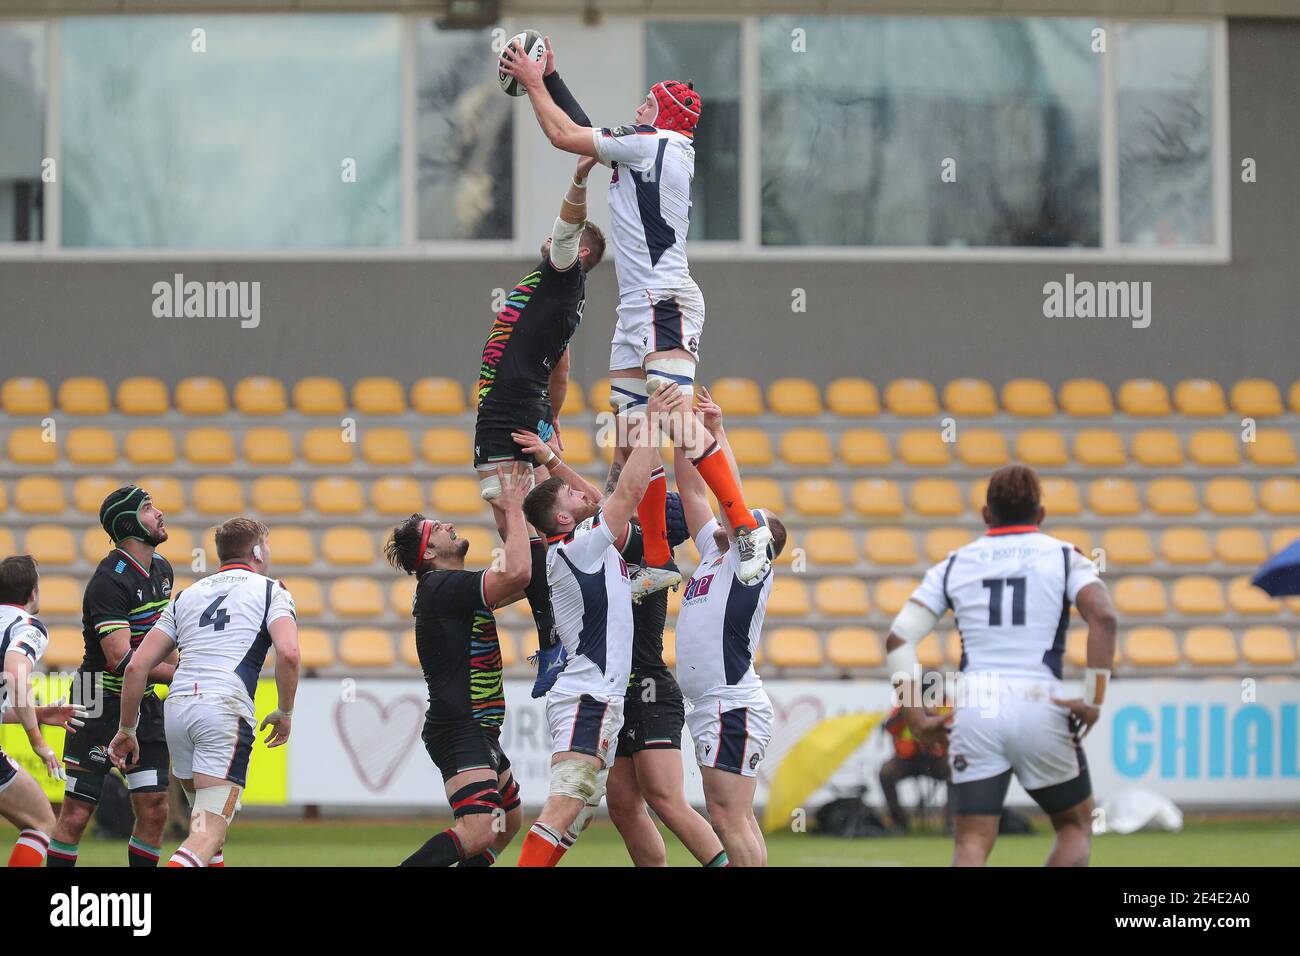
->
[559,427,594,466]
[0,528,13,557]
[1171,575,1225,615]
[768,378,822,415]
[852,478,903,517]
[1014,430,1068,467]
[1060,379,1113,417]
[1131,429,1184,466]
[945,631,965,666]
[1147,478,1199,516]
[1270,528,1300,553]
[389,578,416,616]
[193,476,244,514]
[1072,429,1124,467]
[863,528,917,566]
[137,475,183,513]
[1246,429,1297,466]
[923,527,972,562]
[708,378,763,416]
[1214,527,1267,565]
[352,377,406,415]
[58,377,111,415]
[116,377,169,415]
[910,479,963,516]
[826,378,880,416]
[281,576,323,617]
[814,577,870,616]
[943,378,998,416]
[312,477,364,515]
[1125,627,1180,667]
[371,476,424,515]
[458,527,497,569]
[175,377,229,415]
[293,377,347,415]
[826,628,884,669]
[66,427,116,465]
[721,428,770,467]
[805,527,858,566]
[14,477,64,514]
[1050,525,1093,555]
[399,630,420,669]
[420,427,473,465]
[7,427,57,465]
[1066,626,1121,668]
[340,629,396,668]
[1260,477,1300,515]
[1041,477,1082,516]
[243,427,294,465]
[916,634,943,669]
[303,427,354,465]
[1230,379,1283,417]
[1101,528,1153,566]
[884,378,939,416]
[558,382,584,417]
[409,376,468,415]
[38,576,80,616]
[431,476,487,516]
[792,478,845,516]
[1183,627,1238,667]
[1188,429,1241,466]
[322,527,375,566]
[155,528,197,569]
[741,477,786,513]
[252,477,305,515]
[767,578,811,616]
[587,379,611,414]
[767,628,823,668]
[1227,576,1280,615]
[1173,378,1228,416]
[779,428,833,466]
[25,525,76,565]
[1204,478,1256,515]
[73,476,118,514]
[124,428,176,465]
[838,428,891,466]
[1001,378,1055,417]
[43,628,84,669]
[183,427,236,465]
[874,577,919,617]
[1114,576,1167,615]
[362,428,414,466]
[956,430,1009,467]
[1241,627,1296,666]
[1116,379,1172,416]
[1159,527,1212,565]
[297,629,336,670]
[234,377,288,415]
[898,430,950,466]
[330,577,384,617]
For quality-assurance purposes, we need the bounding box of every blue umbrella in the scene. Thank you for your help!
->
[1252,539,1300,596]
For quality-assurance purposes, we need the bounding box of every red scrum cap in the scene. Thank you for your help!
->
[650,80,701,135]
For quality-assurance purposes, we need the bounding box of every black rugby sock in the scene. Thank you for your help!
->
[400,829,465,867]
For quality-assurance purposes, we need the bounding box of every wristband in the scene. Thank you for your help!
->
[271,709,293,719]
[572,176,587,189]
[1083,668,1110,708]
[544,452,561,469]
[118,724,137,739]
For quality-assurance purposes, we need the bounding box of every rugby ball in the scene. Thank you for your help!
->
[498,29,545,97]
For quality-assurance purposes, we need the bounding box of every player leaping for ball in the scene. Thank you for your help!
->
[500,37,774,594]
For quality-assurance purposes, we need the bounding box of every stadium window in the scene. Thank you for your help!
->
[644,21,741,242]
[59,15,401,248]
[0,21,46,243]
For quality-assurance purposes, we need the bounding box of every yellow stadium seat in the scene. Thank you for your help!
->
[371,476,425,515]
[58,377,110,415]
[267,527,313,566]
[1014,430,1068,467]
[183,427,236,465]
[864,528,917,566]
[916,634,943,669]
[923,528,972,562]
[715,430,767,469]
[1074,429,1126,467]
[243,427,294,465]
[330,577,384,617]
[562,428,594,465]
[874,577,919,617]
[768,378,822,416]
[1101,528,1153,566]
[124,428,175,465]
[281,576,323,617]
[1066,626,1121,668]
[708,378,763,416]
[1188,429,1240,466]
[73,476,118,514]
[322,527,375,566]
[297,629,336,670]
[116,377,169,415]
[805,528,858,566]
[14,477,64,514]
[1050,525,1093,555]
[884,378,939,416]
[852,478,903,517]
[956,429,1009,467]
[293,377,346,415]
[432,477,488,516]
[234,377,288,415]
[1228,576,1280,616]
[826,378,880,416]
[1126,627,1180,667]
[25,525,76,565]
[352,377,406,415]
[1183,627,1237,667]
[1001,379,1055,417]
[175,377,229,415]
[792,478,844,517]
[1171,575,1225,615]
[1260,477,1300,515]
[0,528,14,557]
[767,578,810,617]
[303,428,354,465]
[43,628,84,669]
[399,629,420,669]
[587,379,611,414]
[898,430,951,466]
[1147,478,1199,516]
[779,428,832,466]
[1116,379,1171,416]
[65,427,116,465]
[7,427,56,465]
[1159,527,1211,565]
[2,377,52,415]
[1131,429,1183,466]
[1205,478,1256,515]
[1174,378,1227,416]
[155,528,196,568]
[340,629,396,668]
[312,477,364,515]
[192,476,244,515]
[420,427,473,465]
[1215,527,1266,565]
[1230,379,1283,417]
[1247,429,1297,466]
[411,377,467,415]
[942,378,997,416]
[1040,477,1083,516]
[1242,627,1296,666]
[945,631,965,666]
[767,627,823,668]
[1060,379,1113,417]
[910,479,963,516]
[827,628,884,669]
[814,577,870,616]
[389,578,416,616]
[1270,528,1300,553]
[838,429,891,466]
[1114,576,1167,615]
[38,576,81,616]
[136,475,183,513]
[741,477,786,513]
[362,428,414,466]
[252,477,304,515]
[559,382,584,417]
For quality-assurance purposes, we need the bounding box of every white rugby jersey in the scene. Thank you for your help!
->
[547,512,634,700]
[0,605,49,721]
[157,565,296,721]
[675,519,773,701]
[910,526,1101,680]
[592,124,695,293]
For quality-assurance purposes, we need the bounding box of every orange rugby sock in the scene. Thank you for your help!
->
[694,443,757,532]
[516,824,562,867]
[637,468,671,565]
[7,829,48,867]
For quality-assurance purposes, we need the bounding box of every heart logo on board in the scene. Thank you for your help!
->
[334,691,425,793]
[760,695,827,785]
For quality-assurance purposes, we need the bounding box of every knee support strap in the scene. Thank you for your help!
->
[499,775,522,813]
[549,759,600,803]
[191,785,242,824]
[609,377,649,420]
[450,780,505,819]
[644,357,696,398]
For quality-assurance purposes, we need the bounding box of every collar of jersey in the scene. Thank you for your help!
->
[547,512,601,545]
[985,525,1040,537]
[219,563,256,573]
[115,547,151,577]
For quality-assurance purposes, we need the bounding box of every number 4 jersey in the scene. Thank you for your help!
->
[157,564,296,721]
[910,526,1100,680]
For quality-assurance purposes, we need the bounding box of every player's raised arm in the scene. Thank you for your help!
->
[548,156,597,272]
[541,38,593,127]
[500,39,599,157]
[513,427,603,506]
[482,462,536,606]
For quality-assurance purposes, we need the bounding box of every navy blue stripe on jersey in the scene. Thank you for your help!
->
[941,553,958,611]
[225,718,256,787]
[721,576,764,685]
[558,550,609,675]
[651,298,685,352]
[716,707,749,771]
[633,138,676,267]
[1044,546,1071,679]
[570,695,609,754]
[234,580,275,700]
